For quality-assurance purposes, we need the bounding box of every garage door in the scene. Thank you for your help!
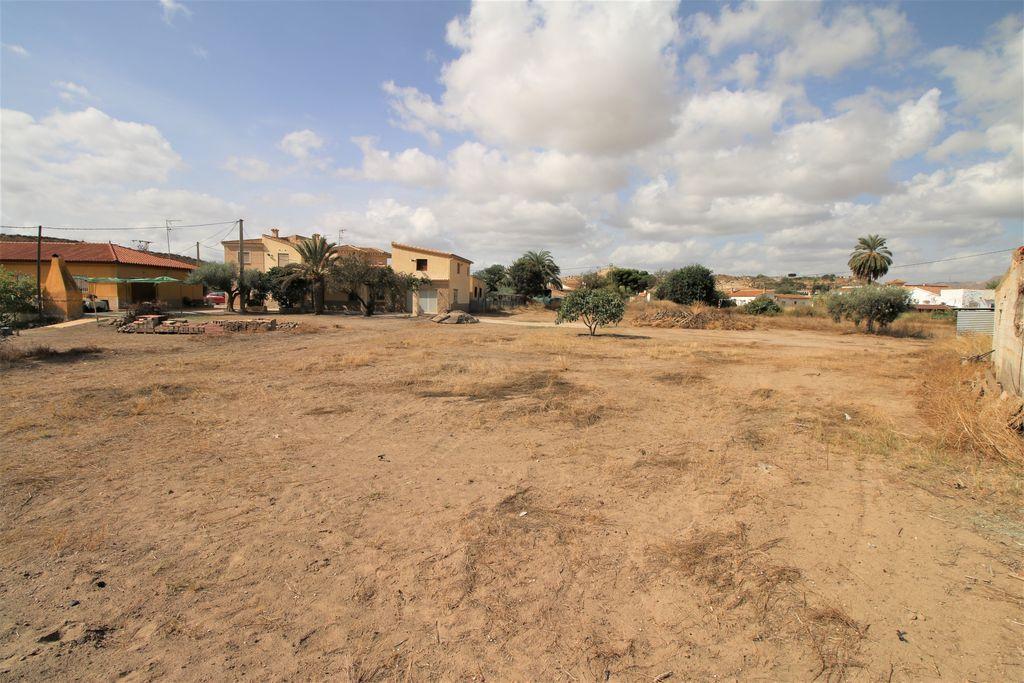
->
[419,288,437,314]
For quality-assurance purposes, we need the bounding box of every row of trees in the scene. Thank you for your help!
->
[188,235,424,315]
[474,250,564,298]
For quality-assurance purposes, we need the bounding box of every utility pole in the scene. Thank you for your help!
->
[196,241,201,263]
[165,219,181,254]
[238,219,246,313]
[35,225,42,317]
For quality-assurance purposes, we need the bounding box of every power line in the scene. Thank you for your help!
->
[887,247,1018,270]
[0,220,238,232]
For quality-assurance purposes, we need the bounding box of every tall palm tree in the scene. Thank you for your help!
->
[522,250,563,290]
[289,234,337,314]
[848,234,893,284]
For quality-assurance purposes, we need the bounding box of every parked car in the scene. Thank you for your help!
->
[205,291,227,305]
[82,299,110,312]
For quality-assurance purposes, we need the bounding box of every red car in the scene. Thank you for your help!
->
[204,291,227,305]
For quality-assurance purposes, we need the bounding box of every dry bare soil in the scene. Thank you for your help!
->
[1,315,1021,681]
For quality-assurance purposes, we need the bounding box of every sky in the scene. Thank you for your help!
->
[1,0,1022,281]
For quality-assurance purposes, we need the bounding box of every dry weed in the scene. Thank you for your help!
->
[650,524,865,680]
[0,344,103,367]
[920,336,1023,466]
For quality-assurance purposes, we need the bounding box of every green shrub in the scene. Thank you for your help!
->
[743,296,781,316]
[0,266,36,327]
[556,288,625,336]
[824,285,911,333]
[655,265,719,305]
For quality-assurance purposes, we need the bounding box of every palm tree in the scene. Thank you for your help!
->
[848,235,893,284]
[288,234,337,314]
[522,250,563,290]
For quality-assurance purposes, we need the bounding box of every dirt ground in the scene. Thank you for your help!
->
[1,314,1021,681]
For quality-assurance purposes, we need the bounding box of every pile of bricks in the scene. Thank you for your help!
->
[117,317,292,334]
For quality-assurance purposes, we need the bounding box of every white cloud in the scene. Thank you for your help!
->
[278,129,325,160]
[1,107,240,242]
[160,0,192,25]
[688,2,914,81]
[191,45,208,59]
[3,44,29,58]
[340,136,444,186]
[446,142,627,202]
[929,15,1023,125]
[722,53,760,87]
[385,1,681,154]
[381,81,451,147]
[610,240,707,267]
[53,81,94,103]
[223,156,272,182]
[2,107,181,186]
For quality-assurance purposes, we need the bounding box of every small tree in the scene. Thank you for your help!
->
[0,267,36,327]
[290,235,337,315]
[743,296,781,315]
[825,286,910,333]
[556,288,625,336]
[241,269,271,307]
[609,268,652,294]
[578,271,610,290]
[655,265,720,305]
[473,264,508,293]
[330,255,424,316]
[188,262,240,311]
[266,266,308,310]
[508,250,562,296]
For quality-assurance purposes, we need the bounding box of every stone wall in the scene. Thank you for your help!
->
[993,247,1024,396]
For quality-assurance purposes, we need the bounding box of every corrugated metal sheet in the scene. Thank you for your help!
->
[956,309,995,335]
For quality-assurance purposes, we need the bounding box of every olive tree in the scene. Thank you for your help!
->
[188,262,241,311]
[556,288,625,336]
[0,267,36,327]
[825,285,910,333]
[330,254,425,316]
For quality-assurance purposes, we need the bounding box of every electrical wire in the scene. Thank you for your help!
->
[0,220,238,232]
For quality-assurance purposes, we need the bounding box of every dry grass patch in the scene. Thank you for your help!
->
[0,344,103,367]
[650,523,866,680]
[416,365,610,427]
[920,336,1023,466]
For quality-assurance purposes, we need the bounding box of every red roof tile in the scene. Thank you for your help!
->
[0,241,195,270]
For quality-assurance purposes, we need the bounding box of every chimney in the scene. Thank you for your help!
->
[271,228,279,238]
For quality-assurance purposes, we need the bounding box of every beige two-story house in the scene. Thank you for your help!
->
[221,229,391,309]
[390,242,483,314]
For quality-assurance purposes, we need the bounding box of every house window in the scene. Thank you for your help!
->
[416,258,428,271]
[241,250,251,264]
[278,252,290,266]
[457,263,461,274]
[453,289,459,304]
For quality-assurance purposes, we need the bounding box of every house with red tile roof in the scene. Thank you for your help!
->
[0,239,201,312]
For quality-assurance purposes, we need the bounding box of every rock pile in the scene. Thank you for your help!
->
[117,317,295,334]
[430,310,480,324]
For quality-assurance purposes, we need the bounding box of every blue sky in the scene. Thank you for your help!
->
[1,1,1021,280]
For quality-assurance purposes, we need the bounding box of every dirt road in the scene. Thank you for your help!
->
[1,315,1020,680]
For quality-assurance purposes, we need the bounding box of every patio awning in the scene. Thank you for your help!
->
[78,276,186,284]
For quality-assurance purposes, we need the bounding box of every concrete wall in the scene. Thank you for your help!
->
[992,247,1023,396]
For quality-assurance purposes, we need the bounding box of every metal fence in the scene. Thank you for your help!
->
[955,308,995,335]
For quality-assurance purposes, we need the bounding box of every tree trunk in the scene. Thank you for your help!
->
[313,281,324,315]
